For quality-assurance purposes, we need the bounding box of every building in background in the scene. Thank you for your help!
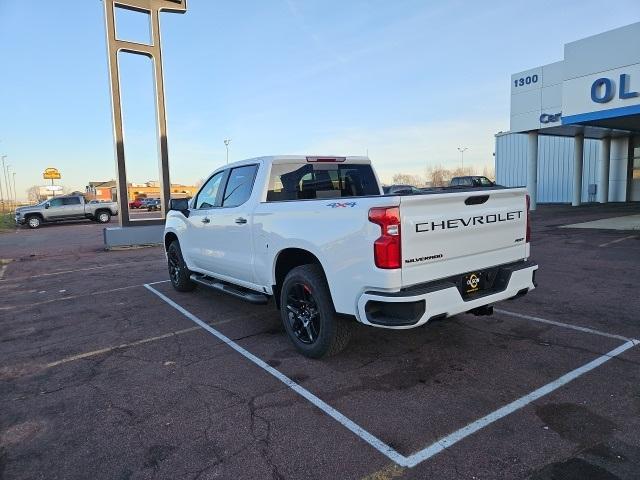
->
[86,180,117,202]
[86,180,198,202]
[496,22,640,208]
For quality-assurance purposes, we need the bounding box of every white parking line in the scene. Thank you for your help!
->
[46,326,201,368]
[145,283,640,469]
[0,259,11,280]
[0,260,161,283]
[599,235,636,248]
[144,284,406,465]
[495,309,634,342]
[403,339,638,467]
[0,280,170,311]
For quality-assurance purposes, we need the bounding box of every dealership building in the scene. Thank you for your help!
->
[495,22,640,208]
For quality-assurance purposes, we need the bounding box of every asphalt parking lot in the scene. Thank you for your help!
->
[1,204,639,480]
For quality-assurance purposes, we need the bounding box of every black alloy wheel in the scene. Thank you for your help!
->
[286,283,321,344]
[280,264,352,358]
[167,240,196,292]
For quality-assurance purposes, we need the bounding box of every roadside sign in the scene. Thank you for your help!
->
[46,185,63,192]
[43,167,61,180]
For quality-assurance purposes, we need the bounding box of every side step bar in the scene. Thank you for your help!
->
[190,274,269,305]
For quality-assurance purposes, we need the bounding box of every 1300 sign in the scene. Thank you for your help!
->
[514,74,538,88]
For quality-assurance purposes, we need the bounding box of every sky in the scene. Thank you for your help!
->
[1,0,640,200]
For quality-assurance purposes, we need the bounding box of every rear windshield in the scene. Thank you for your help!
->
[266,163,379,201]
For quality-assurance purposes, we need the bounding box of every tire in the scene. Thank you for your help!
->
[280,264,352,358]
[26,215,42,229]
[167,240,196,292]
[96,211,111,223]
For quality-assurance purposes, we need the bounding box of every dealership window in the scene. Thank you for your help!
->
[266,163,379,201]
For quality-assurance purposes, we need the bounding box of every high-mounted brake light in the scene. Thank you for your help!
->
[306,156,346,163]
[525,194,531,243]
[368,207,401,269]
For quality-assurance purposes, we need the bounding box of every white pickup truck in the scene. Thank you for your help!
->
[164,156,537,358]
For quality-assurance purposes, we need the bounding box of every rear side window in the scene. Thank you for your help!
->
[63,197,81,205]
[222,165,259,207]
[266,164,379,201]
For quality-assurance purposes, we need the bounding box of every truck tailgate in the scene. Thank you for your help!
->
[400,188,529,287]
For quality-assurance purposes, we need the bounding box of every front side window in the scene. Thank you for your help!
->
[195,172,224,209]
[63,197,81,205]
[266,163,379,201]
[49,198,64,207]
[222,165,258,207]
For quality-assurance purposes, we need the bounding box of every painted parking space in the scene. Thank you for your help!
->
[145,281,640,471]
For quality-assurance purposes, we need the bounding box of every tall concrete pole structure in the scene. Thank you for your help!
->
[527,132,538,211]
[598,137,611,203]
[102,0,187,235]
[572,133,584,206]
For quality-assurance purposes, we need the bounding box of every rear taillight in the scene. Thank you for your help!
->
[525,194,531,243]
[368,207,401,269]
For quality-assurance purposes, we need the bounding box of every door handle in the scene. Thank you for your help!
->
[201,217,210,224]
[235,217,247,225]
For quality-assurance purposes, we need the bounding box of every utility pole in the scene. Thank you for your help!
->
[6,165,13,211]
[457,147,468,170]
[0,155,7,213]
[224,139,231,164]
[12,172,17,207]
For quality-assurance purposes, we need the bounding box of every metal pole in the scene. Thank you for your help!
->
[457,147,468,170]
[224,138,231,164]
[4,162,10,210]
[0,155,6,213]
[12,172,17,206]
[6,165,13,211]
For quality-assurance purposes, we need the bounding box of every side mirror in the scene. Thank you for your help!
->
[45,203,50,209]
[169,198,190,216]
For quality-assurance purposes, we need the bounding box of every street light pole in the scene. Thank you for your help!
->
[6,165,13,211]
[0,155,7,213]
[457,147,468,170]
[12,172,17,207]
[224,139,231,164]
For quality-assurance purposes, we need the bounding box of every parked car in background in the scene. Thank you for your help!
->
[15,195,119,229]
[146,199,161,211]
[129,199,144,209]
[450,176,495,187]
[164,155,536,358]
[382,184,422,194]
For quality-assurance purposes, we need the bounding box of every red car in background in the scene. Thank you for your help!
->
[128,199,144,209]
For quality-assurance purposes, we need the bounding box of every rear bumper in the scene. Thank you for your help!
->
[357,260,538,329]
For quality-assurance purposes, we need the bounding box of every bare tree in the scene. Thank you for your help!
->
[482,164,496,181]
[26,185,43,203]
[392,173,425,187]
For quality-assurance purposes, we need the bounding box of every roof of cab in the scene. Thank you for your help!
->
[222,155,371,169]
